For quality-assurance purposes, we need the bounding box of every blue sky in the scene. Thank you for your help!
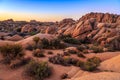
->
[0,0,120,21]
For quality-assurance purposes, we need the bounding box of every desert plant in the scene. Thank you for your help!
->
[83,61,97,71]
[40,38,50,49]
[33,37,40,44]
[77,52,86,58]
[82,57,101,71]
[33,49,45,57]
[50,38,61,49]
[26,44,35,51]
[77,44,89,51]
[24,60,52,80]
[82,50,89,54]
[0,44,24,60]
[58,34,80,44]
[89,45,103,53]
[0,57,11,64]
[49,54,78,66]
[76,60,84,67]
[68,50,77,54]
[61,73,68,79]
[47,51,53,55]
[40,38,65,49]
[10,57,31,69]
[87,57,101,66]
[63,52,70,56]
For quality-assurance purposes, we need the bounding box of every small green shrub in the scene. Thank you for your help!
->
[82,57,101,71]
[83,61,97,71]
[87,57,101,66]
[33,37,40,44]
[63,37,80,44]
[58,34,80,44]
[76,60,84,67]
[40,38,66,49]
[25,60,52,80]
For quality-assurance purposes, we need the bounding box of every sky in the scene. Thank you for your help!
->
[0,0,120,21]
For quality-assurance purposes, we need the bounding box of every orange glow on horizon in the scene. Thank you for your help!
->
[0,12,65,22]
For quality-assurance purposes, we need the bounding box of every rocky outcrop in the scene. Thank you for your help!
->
[45,26,57,34]
[21,24,37,33]
[79,12,120,23]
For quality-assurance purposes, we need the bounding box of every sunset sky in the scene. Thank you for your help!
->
[0,0,120,21]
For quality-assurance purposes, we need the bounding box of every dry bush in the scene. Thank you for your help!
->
[47,51,53,55]
[82,57,101,71]
[33,49,45,57]
[24,60,52,80]
[0,44,24,64]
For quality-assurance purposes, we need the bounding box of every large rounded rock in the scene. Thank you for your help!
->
[67,72,120,80]
[98,54,120,72]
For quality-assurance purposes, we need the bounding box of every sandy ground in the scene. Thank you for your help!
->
[0,49,120,80]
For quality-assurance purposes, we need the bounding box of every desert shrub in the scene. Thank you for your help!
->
[29,31,38,36]
[0,44,24,60]
[40,38,66,49]
[82,57,101,71]
[0,57,11,64]
[33,49,45,57]
[33,37,40,44]
[49,54,64,64]
[26,44,35,51]
[83,61,97,71]
[87,57,101,65]
[77,44,88,51]
[10,57,31,69]
[77,52,86,58]
[58,34,80,44]
[61,73,68,79]
[76,60,84,67]
[58,34,72,40]
[107,47,115,52]
[24,60,52,80]
[82,50,89,54]
[47,51,53,55]
[89,45,103,53]
[63,37,80,44]
[62,57,73,66]
[50,38,61,49]
[40,38,49,49]
[63,52,70,56]
[79,37,91,44]
[49,54,78,66]
[68,50,77,54]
